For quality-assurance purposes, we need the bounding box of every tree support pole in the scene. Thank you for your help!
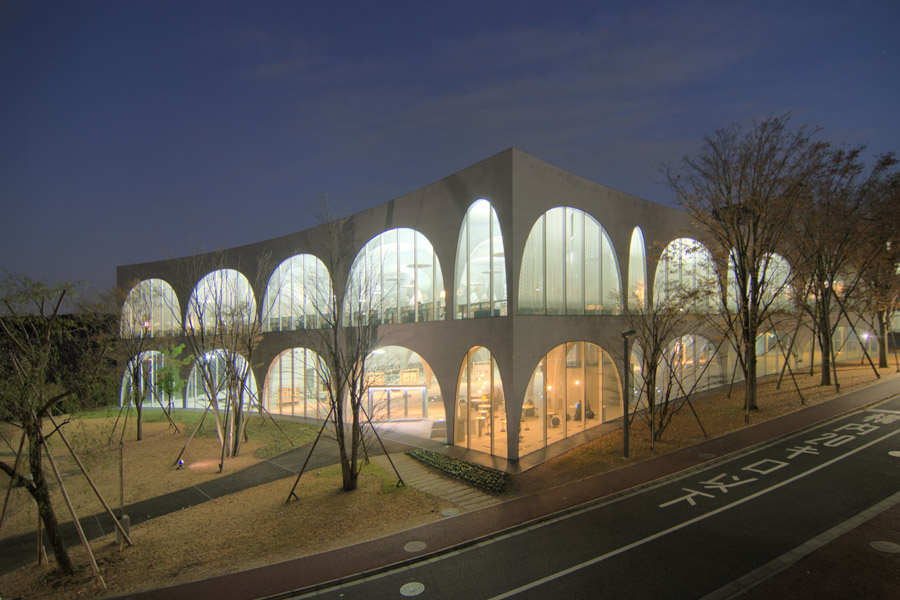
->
[359,404,404,487]
[286,406,334,503]
[43,439,106,590]
[47,415,133,547]
[0,430,26,534]
[173,405,211,466]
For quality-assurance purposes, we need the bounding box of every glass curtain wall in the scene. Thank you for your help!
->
[364,346,445,425]
[654,238,717,310]
[185,350,258,409]
[121,278,181,337]
[263,348,329,419]
[344,228,445,325]
[727,252,793,313]
[186,269,257,334]
[455,346,506,457]
[521,341,620,457]
[657,335,723,395]
[518,207,621,315]
[628,227,647,311]
[455,199,507,319]
[756,331,795,378]
[262,255,332,331]
[119,350,173,408]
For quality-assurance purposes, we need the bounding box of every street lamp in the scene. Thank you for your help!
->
[621,329,636,458]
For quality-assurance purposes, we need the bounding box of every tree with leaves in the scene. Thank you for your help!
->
[0,276,115,575]
[666,113,824,413]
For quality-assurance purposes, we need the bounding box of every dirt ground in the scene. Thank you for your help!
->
[1,362,896,599]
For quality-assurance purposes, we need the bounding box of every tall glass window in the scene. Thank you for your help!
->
[455,347,506,457]
[517,207,620,316]
[653,238,716,311]
[727,252,793,313]
[185,350,257,410]
[186,269,257,334]
[756,331,795,378]
[343,228,445,325]
[521,341,620,457]
[657,335,723,396]
[263,348,329,419]
[121,278,181,337]
[119,350,174,408]
[262,255,332,331]
[364,346,445,434]
[455,199,507,319]
[628,227,647,311]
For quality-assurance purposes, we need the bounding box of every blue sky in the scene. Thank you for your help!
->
[2,0,898,293]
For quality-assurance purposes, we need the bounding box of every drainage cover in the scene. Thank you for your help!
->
[441,508,460,517]
[870,540,900,554]
[400,582,426,596]
[404,541,427,553]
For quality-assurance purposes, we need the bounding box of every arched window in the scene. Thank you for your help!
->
[263,348,329,418]
[186,269,256,334]
[455,346,506,457]
[262,255,332,331]
[518,207,620,315]
[185,350,257,410]
[120,350,174,408]
[628,227,647,311]
[343,229,445,325]
[455,199,507,319]
[658,335,723,395]
[654,238,716,310]
[121,279,180,337]
[364,346,444,438]
[521,342,620,457]
[756,331,795,378]
[727,252,793,313]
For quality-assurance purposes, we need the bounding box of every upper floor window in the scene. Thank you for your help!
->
[120,278,180,338]
[186,269,256,334]
[343,228,445,325]
[262,255,332,331]
[518,207,620,315]
[455,199,507,319]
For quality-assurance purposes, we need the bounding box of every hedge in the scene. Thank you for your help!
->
[406,449,509,493]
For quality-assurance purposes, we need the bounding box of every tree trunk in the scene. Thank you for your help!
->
[135,402,143,442]
[877,310,888,369]
[818,310,833,387]
[743,334,758,411]
[27,424,75,575]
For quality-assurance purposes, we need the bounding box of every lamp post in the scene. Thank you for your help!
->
[621,329,636,458]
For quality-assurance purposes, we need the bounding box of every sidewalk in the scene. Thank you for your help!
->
[108,376,900,600]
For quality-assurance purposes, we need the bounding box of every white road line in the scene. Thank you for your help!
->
[487,427,900,600]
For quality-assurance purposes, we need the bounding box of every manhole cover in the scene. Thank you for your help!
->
[698,452,717,459]
[440,508,460,517]
[403,541,427,553]
[400,582,426,596]
[870,540,900,554]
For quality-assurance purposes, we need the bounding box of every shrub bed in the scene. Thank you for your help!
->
[407,449,509,493]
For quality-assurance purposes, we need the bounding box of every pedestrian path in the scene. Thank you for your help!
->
[372,453,501,512]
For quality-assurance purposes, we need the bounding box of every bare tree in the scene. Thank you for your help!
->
[111,281,181,441]
[850,153,900,369]
[666,113,824,412]
[787,146,882,388]
[0,276,115,575]
[172,250,276,468]
[626,246,712,447]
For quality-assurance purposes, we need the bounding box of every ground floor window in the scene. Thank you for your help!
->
[455,346,506,457]
[119,350,173,409]
[185,350,258,410]
[521,342,619,457]
[263,348,329,419]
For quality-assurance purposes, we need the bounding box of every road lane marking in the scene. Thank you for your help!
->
[487,427,900,600]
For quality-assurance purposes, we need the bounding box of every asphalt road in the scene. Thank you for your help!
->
[292,396,900,600]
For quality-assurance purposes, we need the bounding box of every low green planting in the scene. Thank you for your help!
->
[407,449,508,493]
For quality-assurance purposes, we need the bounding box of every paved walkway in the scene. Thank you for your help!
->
[3,377,900,599]
[371,453,501,512]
